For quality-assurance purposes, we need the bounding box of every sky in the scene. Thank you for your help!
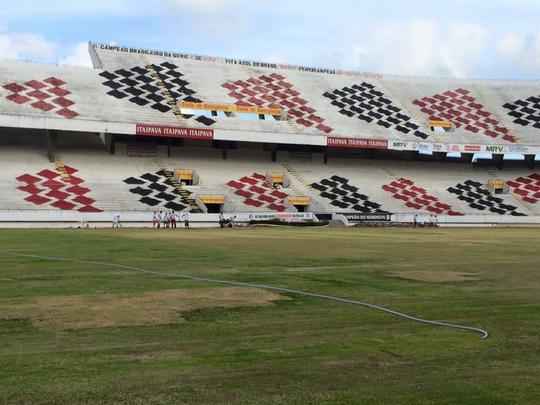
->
[1,0,539,80]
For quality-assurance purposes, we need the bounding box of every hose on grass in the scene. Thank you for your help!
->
[6,252,489,339]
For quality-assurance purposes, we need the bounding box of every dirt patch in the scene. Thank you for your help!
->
[388,271,479,283]
[1,287,285,330]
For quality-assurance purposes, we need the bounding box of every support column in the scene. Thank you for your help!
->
[525,154,536,170]
[100,133,115,155]
[433,152,446,161]
[462,153,474,164]
[493,154,504,170]
[323,152,328,165]
[46,130,57,163]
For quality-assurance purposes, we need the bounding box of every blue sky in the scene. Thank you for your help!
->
[1,0,539,80]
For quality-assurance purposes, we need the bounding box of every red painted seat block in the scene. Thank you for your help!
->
[222,74,333,134]
[382,178,461,215]
[17,165,101,212]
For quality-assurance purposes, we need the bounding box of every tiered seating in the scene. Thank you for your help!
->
[310,176,387,213]
[226,173,288,211]
[323,82,429,139]
[16,164,102,212]
[222,73,333,133]
[413,88,517,143]
[3,76,79,119]
[507,174,540,204]
[503,95,540,128]
[382,178,463,215]
[123,170,200,212]
[447,180,525,216]
[99,61,216,125]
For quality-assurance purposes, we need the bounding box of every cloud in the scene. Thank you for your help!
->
[497,33,526,57]
[60,42,93,67]
[496,32,540,72]
[166,0,234,12]
[345,20,490,78]
[0,32,56,62]
[0,0,140,18]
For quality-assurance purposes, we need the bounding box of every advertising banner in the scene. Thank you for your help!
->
[234,212,316,223]
[327,137,388,149]
[418,143,434,155]
[388,140,417,151]
[463,144,482,153]
[341,213,392,222]
[136,124,214,140]
[179,101,282,116]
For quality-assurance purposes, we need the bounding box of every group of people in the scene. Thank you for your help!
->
[413,214,439,228]
[153,210,190,229]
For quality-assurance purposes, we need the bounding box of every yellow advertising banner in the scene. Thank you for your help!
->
[199,195,226,205]
[429,120,453,128]
[288,196,311,206]
[488,179,506,189]
[271,173,285,183]
[179,101,281,116]
[175,169,193,180]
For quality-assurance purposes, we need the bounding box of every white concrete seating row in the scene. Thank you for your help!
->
[1,145,540,216]
[1,47,540,147]
[93,46,540,145]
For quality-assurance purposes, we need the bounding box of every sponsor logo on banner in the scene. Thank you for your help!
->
[432,143,447,152]
[136,124,214,140]
[179,101,282,116]
[484,145,505,154]
[418,143,434,154]
[508,144,530,154]
[327,137,388,149]
[463,144,482,152]
[342,213,392,222]
[389,140,416,151]
[235,212,316,222]
[448,144,462,153]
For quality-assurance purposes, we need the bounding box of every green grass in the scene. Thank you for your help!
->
[1,227,539,405]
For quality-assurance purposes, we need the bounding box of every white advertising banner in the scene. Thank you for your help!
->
[418,143,434,155]
[388,140,418,151]
[233,212,317,222]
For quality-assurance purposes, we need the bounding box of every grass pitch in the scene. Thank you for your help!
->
[1,227,539,405]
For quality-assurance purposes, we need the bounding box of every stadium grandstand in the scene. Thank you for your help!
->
[1,42,540,227]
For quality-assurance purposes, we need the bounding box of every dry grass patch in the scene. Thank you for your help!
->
[388,271,479,283]
[1,287,285,330]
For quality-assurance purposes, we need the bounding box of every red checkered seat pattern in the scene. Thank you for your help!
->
[413,88,516,143]
[3,77,79,119]
[222,73,333,134]
[507,174,540,204]
[226,173,288,212]
[382,178,463,215]
[16,166,102,212]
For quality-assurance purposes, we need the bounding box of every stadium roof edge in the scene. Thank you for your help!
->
[89,41,540,84]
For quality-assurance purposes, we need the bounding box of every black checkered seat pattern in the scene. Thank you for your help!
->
[310,176,387,213]
[99,62,215,126]
[447,180,526,216]
[123,170,196,211]
[502,95,540,128]
[323,82,429,139]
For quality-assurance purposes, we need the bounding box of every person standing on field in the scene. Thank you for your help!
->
[170,210,177,229]
[152,211,159,229]
[112,213,121,229]
[183,211,190,229]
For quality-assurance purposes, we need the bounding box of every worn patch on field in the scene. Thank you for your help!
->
[1,287,284,330]
[388,271,479,283]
